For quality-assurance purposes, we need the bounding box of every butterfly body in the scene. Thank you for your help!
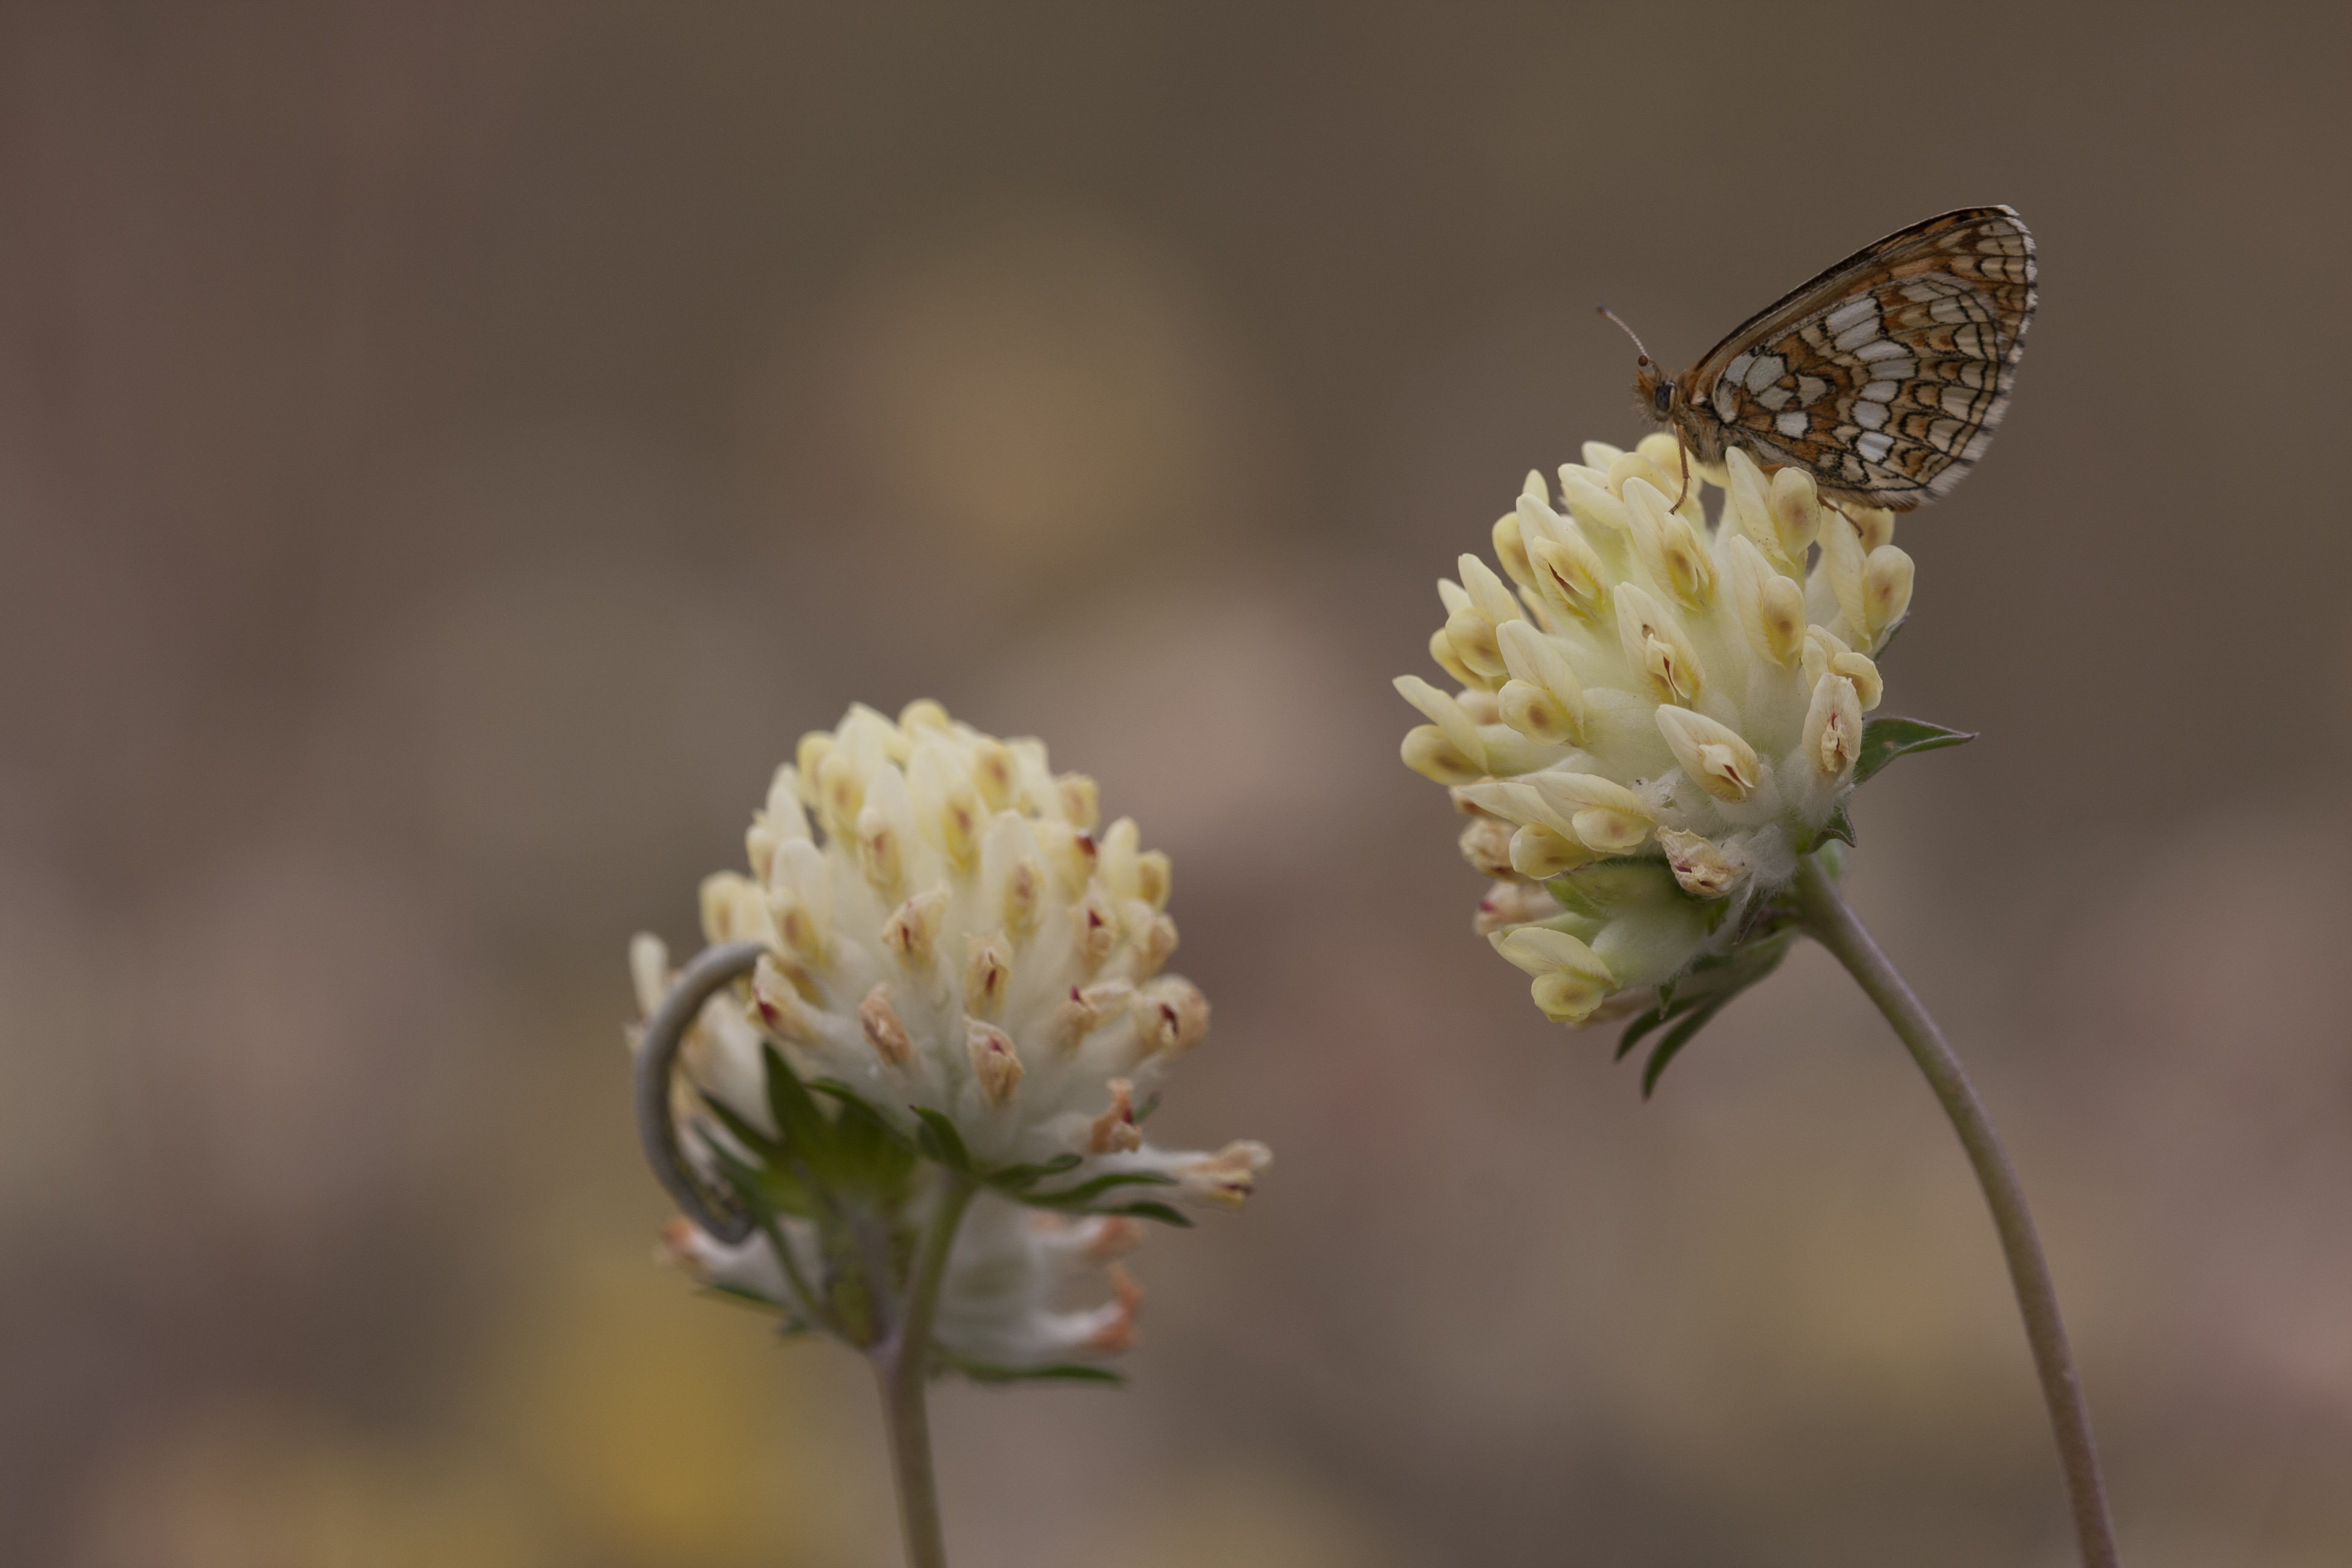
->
[1630,206,2036,512]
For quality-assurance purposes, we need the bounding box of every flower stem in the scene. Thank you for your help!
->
[873,1172,978,1568]
[1791,854,2120,1568]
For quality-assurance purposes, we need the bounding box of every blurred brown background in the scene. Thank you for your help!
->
[4,2,2349,1564]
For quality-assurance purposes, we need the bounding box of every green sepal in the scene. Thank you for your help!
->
[940,1354,1126,1386]
[1854,716,1976,786]
[770,1071,1182,1223]
[1097,1198,1191,1227]
[1803,799,1856,853]
[1022,1170,1178,1209]
[911,1106,977,1173]
[987,1152,1085,1192]
[696,1094,776,1160]
[761,1044,832,1166]
[699,1103,814,1218]
[827,1094,918,1197]
[1611,927,1796,1096]
[1641,1001,1728,1099]
[695,1281,786,1314]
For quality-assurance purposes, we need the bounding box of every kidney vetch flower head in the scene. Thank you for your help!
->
[630,699,1270,1380]
[1397,433,1968,1085]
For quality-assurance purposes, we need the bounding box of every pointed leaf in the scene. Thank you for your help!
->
[1810,799,1856,851]
[911,1106,976,1173]
[1854,716,1976,786]
[697,1093,779,1162]
[1641,1000,1728,1099]
[832,1096,918,1193]
[1024,1170,1177,1208]
[986,1152,1085,1192]
[811,1079,918,1148]
[761,1044,831,1157]
[943,1355,1126,1387]
[1102,1199,1192,1227]
[1616,1000,1671,1062]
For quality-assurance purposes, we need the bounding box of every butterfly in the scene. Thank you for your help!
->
[1609,206,2036,512]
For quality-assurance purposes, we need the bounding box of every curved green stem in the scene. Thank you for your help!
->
[874,1173,979,1568]
[1792,854,2120,1568]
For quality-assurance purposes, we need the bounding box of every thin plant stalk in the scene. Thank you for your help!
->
[872,1172,979,1568]
[1791,854,2120,1568]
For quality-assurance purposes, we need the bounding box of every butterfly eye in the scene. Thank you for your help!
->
[1652,382,1674,416]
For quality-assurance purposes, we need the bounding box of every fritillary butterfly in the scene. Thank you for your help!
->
[1613,206,2036,512]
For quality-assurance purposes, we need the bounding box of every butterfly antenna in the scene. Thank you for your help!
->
[1596,304,1651,361]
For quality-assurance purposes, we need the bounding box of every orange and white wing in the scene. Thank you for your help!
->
[1688,207,2036,510]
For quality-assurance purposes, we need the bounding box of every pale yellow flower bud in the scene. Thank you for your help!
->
[1474,880,1558,935]
[860,983,914,1068]
[967,736,1016,810]
[1803,627,1884,712]
[1510,822,1594,878]
[964,933,1013,1016]
[1768,464,1823,558]
[1820,509,1869,642]
[1428,624,1481,688]
[1849,505,1896,552]
[1558,465,1633,535]
[770,839,833,963]
[1526,531,1611,626]
[1496,619,1589,744]
[1395,676,1489,776]
[1722,448,1795,573]
[1607,449,1670,503]
[1174,1141,1272,1212]
[1444,606,1507,681]
[1654,705,1763,802]
[908,740,986,869]
[1613,582,1705,707]
[856,801,904,895]
[1403,724,1486,785]
[702,872,779,949]
[1863,544,1915,646]
[1625,478,1716,610]
[1727,534,1809,669]
[1492,511,1536,592]
[968,1019,1024,1105]
[1459,552,1520,624]
[881,887,948,967]
[1802,672,1866,784]
[1656,828,1749,898]
[1088,1080,1142,1154]
[1527,771,1653,854]
[629,933,670,1022]
[900,697,951,734]
[1491,925,1617,1024]
[1056,773,1100,832]
[1459,814,1516,878]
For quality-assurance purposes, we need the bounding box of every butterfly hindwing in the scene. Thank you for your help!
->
[1681,207,2036,510]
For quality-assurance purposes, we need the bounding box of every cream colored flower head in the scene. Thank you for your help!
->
[1399,435,1918,1026]
[632,700,1268,1373]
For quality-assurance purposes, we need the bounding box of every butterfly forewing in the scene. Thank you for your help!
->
[1681,207,2036,510]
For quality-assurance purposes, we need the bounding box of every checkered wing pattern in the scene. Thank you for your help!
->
[1681,207,2036,511]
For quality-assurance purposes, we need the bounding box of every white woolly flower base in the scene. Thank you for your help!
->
[633,700,1269,1374]
[1400,435,1916,1026]
[659,1187,1146,1376]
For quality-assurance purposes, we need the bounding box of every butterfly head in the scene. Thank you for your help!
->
[1599,305,1677,426]
[1632,358,1678,424]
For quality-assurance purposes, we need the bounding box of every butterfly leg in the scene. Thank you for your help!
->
[1671,427,1691,510]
